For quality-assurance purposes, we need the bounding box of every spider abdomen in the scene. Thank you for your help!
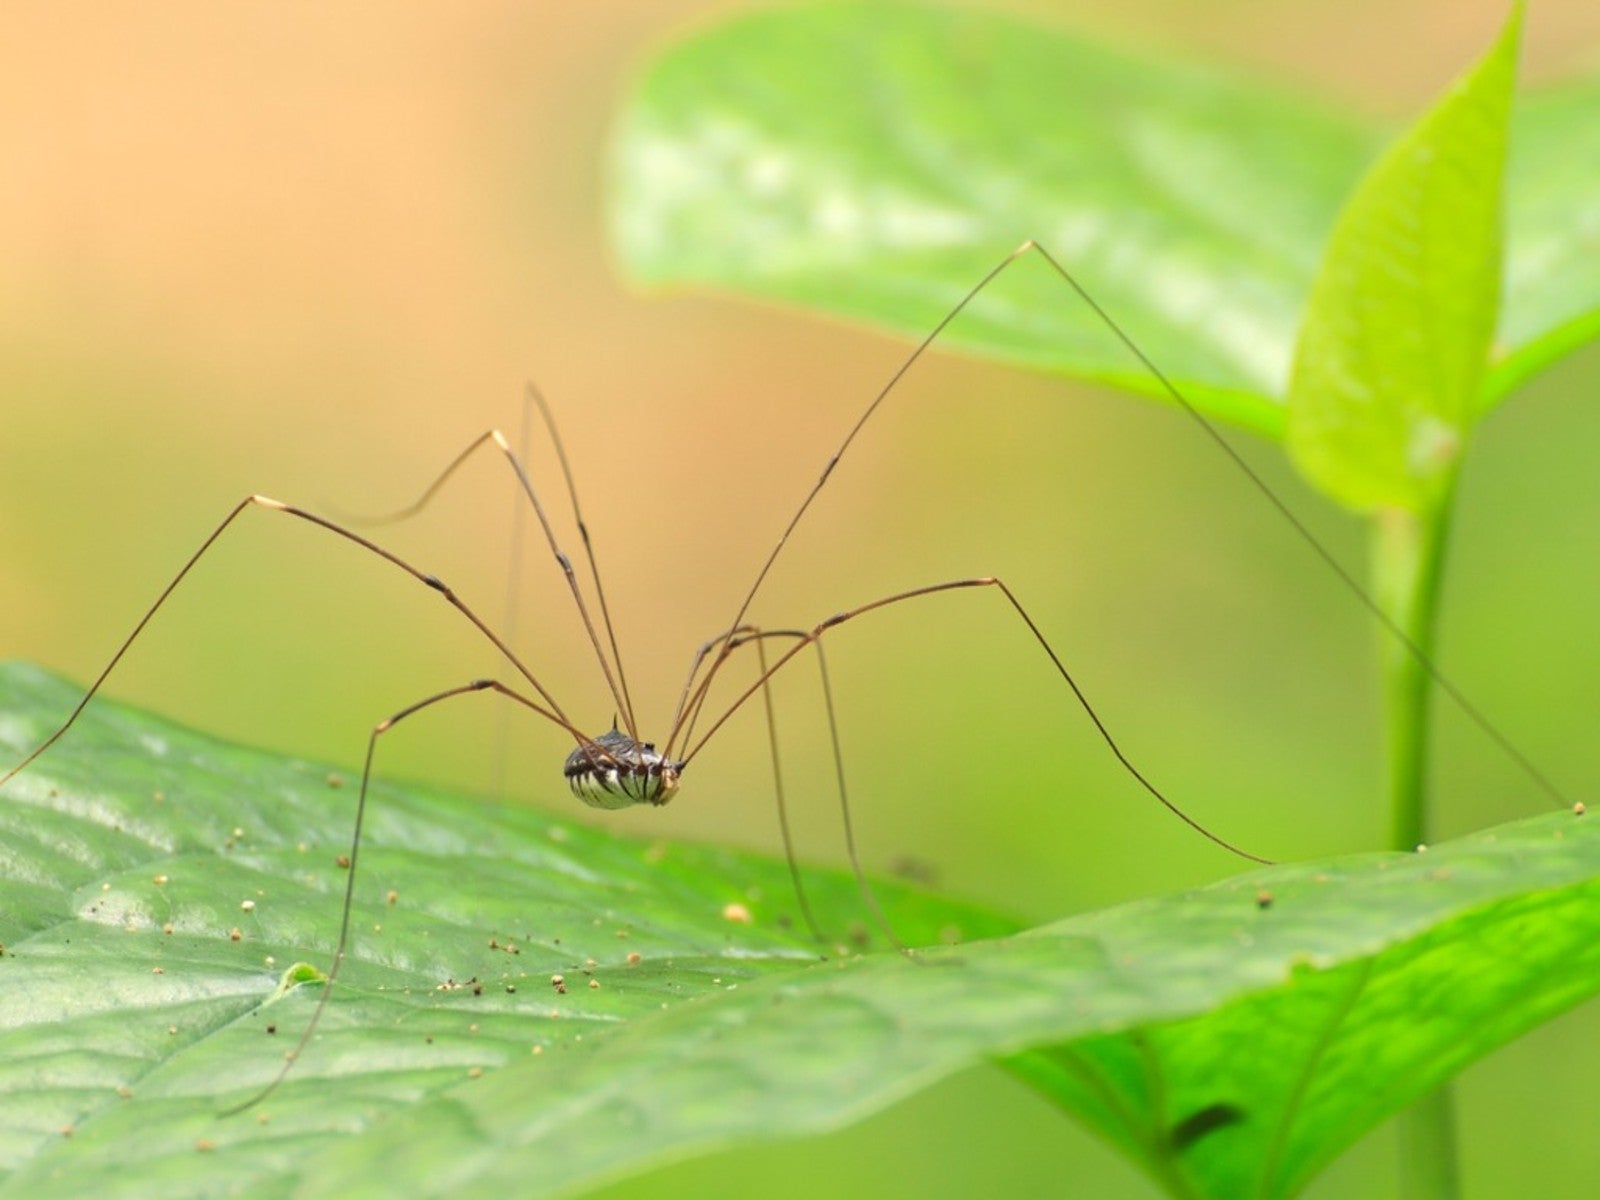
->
[563,729,683,809]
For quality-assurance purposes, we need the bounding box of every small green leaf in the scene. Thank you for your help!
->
[4,662,1600,1198]
[1285,5,1523,513]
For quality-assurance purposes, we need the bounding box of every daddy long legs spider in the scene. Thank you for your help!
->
[0,242,1568,1116]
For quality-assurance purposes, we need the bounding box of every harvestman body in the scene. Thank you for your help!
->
[0,240,1567,1113]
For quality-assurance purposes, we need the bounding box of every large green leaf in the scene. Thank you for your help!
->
[4,662,1600,1198]
[609,2,1600,439]
[1285,6,1520,512]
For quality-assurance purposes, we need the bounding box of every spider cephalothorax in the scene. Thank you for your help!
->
[563,729,683,809]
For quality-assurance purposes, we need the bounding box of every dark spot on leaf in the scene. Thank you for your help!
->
[1168,1103,1245,1152]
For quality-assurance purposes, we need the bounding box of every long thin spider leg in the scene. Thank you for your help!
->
[748,632,827,945]
[697,237,1568,811]
[1,496,595,792]
[725,630,902,953]
[685,577,1272,866]
[492,396,537,801]
[1014,241,1571,811]
[668,623,761,759]
[331,421,638,740]
[523,382,637,736]
[712,243,1041,654]
[806,639,906,954]
[220,677,563,1116]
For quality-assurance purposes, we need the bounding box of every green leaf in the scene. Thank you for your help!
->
[1284,6,1522,513]
[1493,72,1600,397]
[5,662,1600,1198]
[608,3,1600,440]
[0,662,1012,1200]
[609,1,1377,438]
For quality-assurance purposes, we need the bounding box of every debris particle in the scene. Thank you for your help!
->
[588,978,600,990]
[550,974,565,987]
[115,1086,133,1099]
[532,1045,543,1056]
[336,854,351,869]
[152,966,164,975]
[386,889,398,906]
[468,1067,483,1080]
[196,1139,215,1153]
[721,902,752,925]
[1255,890,1274,910]
[266,1024,277,1035]
[240,899,255,913]
[1575,802,1587,816]
[626,952,641,965]
[161,923,174,936]
[327,774,344,789]
[228,928,243,942]
[153,874,169,886]
[505,983,517,994]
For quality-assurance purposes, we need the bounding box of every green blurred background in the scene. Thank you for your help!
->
[3,1,1599,1195]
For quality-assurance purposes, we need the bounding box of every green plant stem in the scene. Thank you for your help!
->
[1372,496,1459,1200]
[1373,502,1453,852]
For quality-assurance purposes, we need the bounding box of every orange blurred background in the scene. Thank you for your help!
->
[4,2,1599,1196]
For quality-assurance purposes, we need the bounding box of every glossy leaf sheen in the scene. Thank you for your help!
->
[610,3,1600,440]
[1285,6,1520,512]
[3,663,1600,1199]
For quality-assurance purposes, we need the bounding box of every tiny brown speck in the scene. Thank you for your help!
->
[468,1067,483,1079]
[472,983,483,996]
[60,1126,73,1138]
[626,952,641,965]
[152,966,164,975]
[588,978,600,990]
[153,874,169,886]
[386,889,398,905]
[162,923,174,936]
[555,982,567,995]
[1255,890,1274,910]
[196,1139,215,1153]
[721,902,752,924]
[327,774,344,788]
[506,983,517,994]
[335,854,351,869]
[116,1086,133,1099]
[228,927,243,942]
[550,974,564,986]
[1575,801,1587,816]
[266,1024,277,1035]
